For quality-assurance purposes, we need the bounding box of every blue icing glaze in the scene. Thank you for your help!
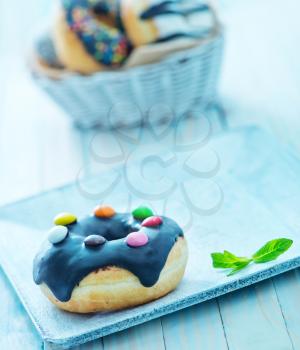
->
[33,212,183,302]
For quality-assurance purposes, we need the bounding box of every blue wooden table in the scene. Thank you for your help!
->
[1,0,300,349]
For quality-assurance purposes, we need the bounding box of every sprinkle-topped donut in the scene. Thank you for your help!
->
[33,205,186,310]
[62,0,131,66]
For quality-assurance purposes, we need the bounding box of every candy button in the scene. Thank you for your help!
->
[126,231,149,247]
[132,206,153,220]
[54,212,77,226]
[94,205,115,218]
[48,226,68,244]
[142,216,162,227]
[84,235,106,247]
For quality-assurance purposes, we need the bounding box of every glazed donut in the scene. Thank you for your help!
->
[33,205,188,313]
[53,0,131,74]
[121,0,211,47]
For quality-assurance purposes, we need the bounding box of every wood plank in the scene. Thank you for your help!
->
[38,114,84,190]
[44,340,103,350]
[161,300,228,350]
[272,269,300,349]
[218,279,293,350]
[0,59,46,349]
[0,268,41,349]
[103,319,165,350]
[0,14,83,347]
[0,64,42,204]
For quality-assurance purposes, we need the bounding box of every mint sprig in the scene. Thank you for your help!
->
[211,251,251,269]
[252,239,293,263]
[211,238,293,276]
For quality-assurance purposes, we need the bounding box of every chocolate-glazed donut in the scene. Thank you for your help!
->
[121,0,212,47]
[33,205,188,313]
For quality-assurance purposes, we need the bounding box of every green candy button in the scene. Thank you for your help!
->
[132,206,153,220]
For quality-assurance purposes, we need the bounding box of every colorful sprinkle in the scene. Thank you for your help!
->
[63,1,130,66]
[94,205,115,218]
[48,226,68,244]
[54,212,77,226]
[126,231,149,247]
[142,216,163,227]
[84,235,106,247]
[132,206,154,220]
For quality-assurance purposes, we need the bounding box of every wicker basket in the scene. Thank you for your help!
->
[31,8,224,129]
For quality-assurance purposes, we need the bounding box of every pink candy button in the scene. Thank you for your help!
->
[126,231,149,247]
[141,216,163,227]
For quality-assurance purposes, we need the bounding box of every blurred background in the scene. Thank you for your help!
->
[0,0,300,204]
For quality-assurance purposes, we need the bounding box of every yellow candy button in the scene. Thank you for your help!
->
[94,205,115,218]
[54,212,77,226]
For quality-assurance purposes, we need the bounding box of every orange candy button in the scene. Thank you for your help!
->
[94,205,116,218]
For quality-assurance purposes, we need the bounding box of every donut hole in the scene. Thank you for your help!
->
[83,216,142,243]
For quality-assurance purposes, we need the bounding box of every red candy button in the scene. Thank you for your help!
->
[126,231,149,247]
[141,216,162,227]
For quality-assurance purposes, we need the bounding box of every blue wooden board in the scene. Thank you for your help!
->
[0,127,300,348]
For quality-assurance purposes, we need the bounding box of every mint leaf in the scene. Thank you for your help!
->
[211,237,293,277]
[227,260,252,276]
[223,250,251,263]
[211,251,251,268]
[252,238,293,263]
[211,252,235,268]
